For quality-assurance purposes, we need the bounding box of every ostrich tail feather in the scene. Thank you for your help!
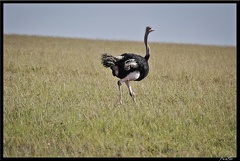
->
[101,53,117,68]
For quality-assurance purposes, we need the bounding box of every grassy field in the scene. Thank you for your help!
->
[3,34,236,157]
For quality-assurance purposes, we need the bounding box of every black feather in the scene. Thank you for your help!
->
[101,53,116,68]
[101,52,149,81]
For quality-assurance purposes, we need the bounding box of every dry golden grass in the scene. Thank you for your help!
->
[3,34,236,157]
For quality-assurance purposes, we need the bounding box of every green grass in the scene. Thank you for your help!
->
[3,34,236,157]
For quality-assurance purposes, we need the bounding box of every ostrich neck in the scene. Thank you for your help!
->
[144,32,150,61]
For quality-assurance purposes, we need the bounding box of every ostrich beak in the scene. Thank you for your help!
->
[150,29,154,32]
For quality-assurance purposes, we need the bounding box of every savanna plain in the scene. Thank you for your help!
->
[3,34,236,157]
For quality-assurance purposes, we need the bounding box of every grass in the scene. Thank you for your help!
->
[3,34,236,157]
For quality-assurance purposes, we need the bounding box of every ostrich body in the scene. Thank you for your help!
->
[101,26,154,104]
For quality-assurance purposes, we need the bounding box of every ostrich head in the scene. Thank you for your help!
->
[146,26,154,34]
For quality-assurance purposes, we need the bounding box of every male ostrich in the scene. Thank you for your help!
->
[101,26,154,104]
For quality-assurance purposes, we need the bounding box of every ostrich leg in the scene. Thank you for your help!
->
[117,80,123,104]
[117,71,140,105]
[125,80,137,105]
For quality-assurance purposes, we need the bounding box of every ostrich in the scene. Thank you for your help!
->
[101,26,154,104]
